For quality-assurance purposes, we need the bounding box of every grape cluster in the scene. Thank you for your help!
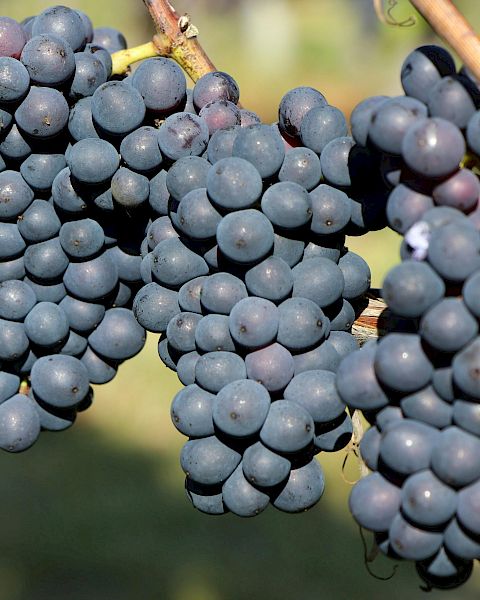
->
[0,7,151,451]
[132,77,376,515]
[338,45,480,590]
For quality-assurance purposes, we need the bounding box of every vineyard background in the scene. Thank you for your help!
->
[0,0,479,598]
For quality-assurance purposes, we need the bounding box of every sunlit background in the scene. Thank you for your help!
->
[0,0,478,598]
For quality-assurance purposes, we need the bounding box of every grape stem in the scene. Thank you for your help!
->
[111,0,217,80]
[408,0,480,82]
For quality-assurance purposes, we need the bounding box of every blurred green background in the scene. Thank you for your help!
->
[0,0,479,598]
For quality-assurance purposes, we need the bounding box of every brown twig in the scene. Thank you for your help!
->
[143,0,217,81]
[409,0,480,82]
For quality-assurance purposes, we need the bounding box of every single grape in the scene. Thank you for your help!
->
[431,426,480,488]
[245,343,294,392]
[349,472,401,531]
[92,27,127,54]
[292,257,344,308]
[67,138,119,185]
[401,45,455,103]
[192,71,239,111]
[213,379,271,437]
[242,441,291,488]
[232,124,285,179]
[222,464,270,517]
[150,238,208,288]
[180,435,241,485]
[388,513,443,560]
[380,419,439,476]
[401,386,452,429]
[278,86,327,138]
[89,308,146,361]
[92,81,145,137]
[374,333,433,393]
[245,256,293,303]
[277,297,327,352]
[310,184,351,235]
[0,394,40,452]
[0,56,30,103]
[63,253,118,301]
[131,57,186,114]
[206,156,263,211]
[272,459,325,513]
[401,117,465,179]
[0,280,36,321]
[382,261,445,318]
[278,146,322,191]
[157,112,209,160]
[170,384,214,438]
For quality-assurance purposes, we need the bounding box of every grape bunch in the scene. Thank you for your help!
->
[337,45,480,591]
[0,6,155,451]
[132,79,376,515]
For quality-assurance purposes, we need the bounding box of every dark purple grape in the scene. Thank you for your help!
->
[199,100,240,135]
[92,81,145,138]
[15,86,69,138]
[427,221,480,282]
[452,337,480,400]
[420,298,477,353]
[20,34,75,87]
[111,167,149,208]
[278,86,327,138]
[69,51,108,100]
[336,343,388,410]
[382,260,445,318]
[245,343,294,392]
[386,183,434,234]
[292,257,344,308]
[278,147,322,191]
[401,45,455,103]
[310,184,351,235]
[300,105,348,153]
[170,384,214,438]
[349,472,401,531]
[432,427,480,488]
[232,124,285,179]
[261,181,312,229]
[369,96,427,155]
[374,333,433,393]
[272,459,325,513]
[245,256,293,303]
[176,188,221,240]
[401,117,465,179]
[0,56,29,103]
[181,435,241,485]
[320,136,355,187]
[401,386,452,429]
[157,112,209,160]
[427,75,477,129]
[389,513,443,560]
[222,464,269,517]
[131,57,186,114]
[277,297,327,352]
[350,95,388,146]
[206,156,262,211]
[0,17,27,59]
[213,379,270,438]
[32,6,85,52]
[194,351,246,393]
[433,169,480,213]
[92,27,127,54]
[192,71,239,112]
[380,419,439,477]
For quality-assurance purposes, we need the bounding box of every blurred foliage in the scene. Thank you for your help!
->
[0,0,479,597]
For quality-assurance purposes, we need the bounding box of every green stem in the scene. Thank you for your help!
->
[111,41,160,75]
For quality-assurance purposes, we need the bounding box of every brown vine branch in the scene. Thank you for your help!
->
[143,0,217,81]
[409,0,480,82]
